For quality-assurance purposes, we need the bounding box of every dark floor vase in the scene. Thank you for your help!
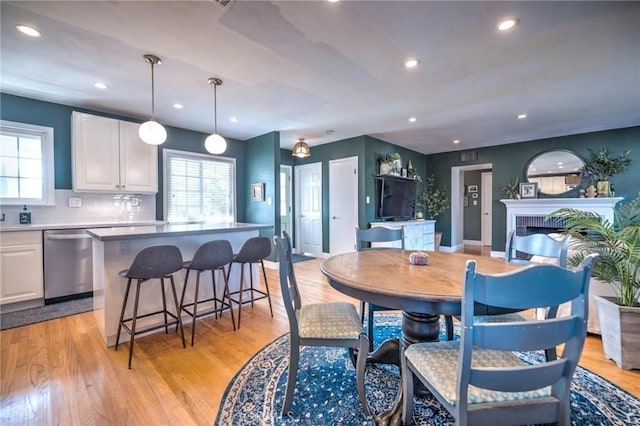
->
[595,295,640,370]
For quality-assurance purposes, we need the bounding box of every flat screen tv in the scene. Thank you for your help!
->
[378,176,417,220]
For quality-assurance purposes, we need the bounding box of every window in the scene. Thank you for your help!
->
[163,149,236,223]
[0,120,55,205]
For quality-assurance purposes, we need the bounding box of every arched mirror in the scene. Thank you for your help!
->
[526,150,585,195]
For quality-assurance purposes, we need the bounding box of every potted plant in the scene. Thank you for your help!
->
[549,196,640,369]
[501,177,520,199]
[580,149,631,197]
[419,175,449,250]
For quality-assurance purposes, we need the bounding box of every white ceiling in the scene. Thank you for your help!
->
[1,1,639,154]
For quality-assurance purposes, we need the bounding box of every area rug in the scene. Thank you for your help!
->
[215,314,640,425]
[0,297,93,330]
[291,254,315,263]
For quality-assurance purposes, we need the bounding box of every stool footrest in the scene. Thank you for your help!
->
[120,310,180,336]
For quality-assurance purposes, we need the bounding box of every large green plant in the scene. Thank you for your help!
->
[549,196,640,307]
[418,175,449,220]
[581,148,632,181]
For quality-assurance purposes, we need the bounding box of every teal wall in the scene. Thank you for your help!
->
[245,132,279,259]
[426,126,640,251]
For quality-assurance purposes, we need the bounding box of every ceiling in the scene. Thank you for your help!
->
[1,1,639,155]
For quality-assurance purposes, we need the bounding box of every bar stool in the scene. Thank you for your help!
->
[228,236,273,328]
[179,239,236,346]
[115,245,186,369]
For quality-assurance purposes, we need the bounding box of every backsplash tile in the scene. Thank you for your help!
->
[0,190,156,225]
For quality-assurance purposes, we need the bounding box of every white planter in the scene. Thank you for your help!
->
[594,294,640,370]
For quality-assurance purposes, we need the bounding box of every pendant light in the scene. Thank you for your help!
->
[292,138,311,158]
[204,78,227,155]
[138,54,167,145]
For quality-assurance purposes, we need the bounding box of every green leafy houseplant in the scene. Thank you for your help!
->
[549,195,640,307]
[419,175,449,220]
[501,177,520,199]
[581,148,632,181]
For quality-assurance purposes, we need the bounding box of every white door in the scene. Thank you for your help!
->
[280,165,292,237]
[329,157,358,254]
[295,163,323,255]
[481,172,493,246]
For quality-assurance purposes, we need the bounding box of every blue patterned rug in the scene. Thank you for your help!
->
[215,314,640,425]
[291,254,315,263]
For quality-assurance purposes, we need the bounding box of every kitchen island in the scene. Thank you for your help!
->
[87,222,273,346]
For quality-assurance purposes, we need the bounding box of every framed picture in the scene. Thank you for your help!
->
[467,185,478,193]
[251,183,265,201]
[519,182,538,199]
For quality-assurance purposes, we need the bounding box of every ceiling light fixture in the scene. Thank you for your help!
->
[16,24,41,37]
[229,116,239,122]
[453,139,460,144]
[204,78,227,155]
[405,58,419,68]
[292,138,311,158]
[497,18,518,32]
[138,54,167,145]
[517,113,527,119]
[173,103,184,109]
[408,117,417,122]
[94,82,108,90]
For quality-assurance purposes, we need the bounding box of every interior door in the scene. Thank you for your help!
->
[295,163,322,255]
[280,165,292,237]
[481,171,493,246]
[329,156,358,254]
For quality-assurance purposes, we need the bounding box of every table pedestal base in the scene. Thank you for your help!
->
[373,311,441,425]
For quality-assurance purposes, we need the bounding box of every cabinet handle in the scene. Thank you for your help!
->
[121,185,126,188]
[115,185,120,188]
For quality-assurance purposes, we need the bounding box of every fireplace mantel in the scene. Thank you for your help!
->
[501,197,623,238]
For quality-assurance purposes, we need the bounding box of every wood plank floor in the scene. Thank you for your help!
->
[1,255,638,425]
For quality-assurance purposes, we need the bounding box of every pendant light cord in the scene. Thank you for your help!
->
[213,83,218,134]
[150,61,156,119]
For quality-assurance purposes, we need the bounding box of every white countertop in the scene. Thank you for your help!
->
[86,222,273,241]
[0,220,166,232]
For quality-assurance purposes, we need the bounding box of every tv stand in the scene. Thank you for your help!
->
[370,220,436,251]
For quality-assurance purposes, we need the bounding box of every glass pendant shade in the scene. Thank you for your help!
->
[139,54,167,145]
[292,138,311,158]
[139,120,167,145]
[205,133,227,154]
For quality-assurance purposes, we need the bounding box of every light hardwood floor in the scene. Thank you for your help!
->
[1,256,638,425]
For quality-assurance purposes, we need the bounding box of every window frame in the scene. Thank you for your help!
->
[0,120,55,206]
[162,148,237,223]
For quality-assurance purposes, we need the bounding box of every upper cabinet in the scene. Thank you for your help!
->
[72,112,158,193]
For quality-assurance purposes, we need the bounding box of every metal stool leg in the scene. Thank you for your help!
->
[222,266,236,331]
[260,260,273,317]
[169,275,186,348]
[190,271,202,346]
[116,278,132,351]
[128,279,143,369]
[160,278,168,334]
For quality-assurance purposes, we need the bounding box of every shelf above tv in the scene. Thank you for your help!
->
[374,174,418,181]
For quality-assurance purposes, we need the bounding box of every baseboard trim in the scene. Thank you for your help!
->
[462,239,483,246]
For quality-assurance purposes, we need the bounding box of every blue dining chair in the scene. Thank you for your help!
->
[274,231,371,419]
[402,254,598,426]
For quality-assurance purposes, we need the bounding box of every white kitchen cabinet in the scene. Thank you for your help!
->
[0,231,44,306]
[370,220,436,251]
[72,112,158,193]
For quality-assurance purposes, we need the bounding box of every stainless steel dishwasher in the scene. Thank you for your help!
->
[44,229,93,303]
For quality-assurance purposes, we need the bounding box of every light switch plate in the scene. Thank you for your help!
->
[68,197,82,207]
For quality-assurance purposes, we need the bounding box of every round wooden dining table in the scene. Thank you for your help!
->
[321,249,522,424]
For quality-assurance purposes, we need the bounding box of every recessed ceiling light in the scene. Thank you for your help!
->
[229,116,239,122]
[173,103,184,109]
[16,24,41,37]
[404,58,419,68]
[328,0,340,3]
[93,82,108,90]
[497,18,518,32]
[453,139,460,144]
[408,117,417,122]
[517,113,527,119]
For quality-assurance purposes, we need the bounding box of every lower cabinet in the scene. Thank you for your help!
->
[370,220,436,251]
[0,231,44,305]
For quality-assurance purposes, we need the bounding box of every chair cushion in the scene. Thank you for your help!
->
[405,340,551,406]
[298,302,363,339]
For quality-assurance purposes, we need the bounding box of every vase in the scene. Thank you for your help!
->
[597,180,611,197]
[379,161,391,175]
[594,295,640,370]
[585,184,597,198]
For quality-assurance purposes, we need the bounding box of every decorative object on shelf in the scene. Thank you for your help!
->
[501,177,520,199]
[204,78,227,155]
[292,137,311,158]
[138,54,167,145]
[519,181,538,199]
[251,183,265,201]
[19,205,31,224]
[580,148,632,198]
[467,185,478,193]
[585,184,597,198]
[379,159,391,175]
[388,152,401,175]
[418,175,449,250]
[549,196,640,369]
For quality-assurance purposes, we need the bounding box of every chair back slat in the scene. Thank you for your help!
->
[274,231,302,325]
[355,226,404,251]
[473,264,588,310]
[474,318,581,352]
[470,360,567,393]
[505,231,570,266]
